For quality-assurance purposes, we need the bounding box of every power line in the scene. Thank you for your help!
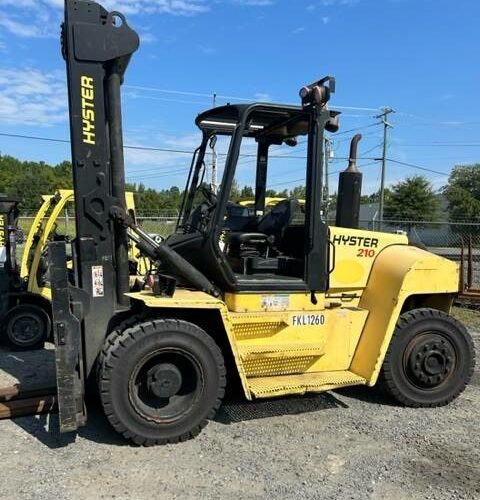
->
[264,158,380,187]
[126,166,186,175]
[127,166,190,179]
[125,84,382,111]
[328,160,379,177]
[334,105,380,112]
[360,142,383,157]
[334,122,381,136]
[387,158,449,177]
[395,143,480,147]
[268,177,305,188]
[395,111,480,127]
[125,85,255,103]
[0,132,70,145]
[267,161,380,192]
[333,129,382,145]
[125,93,211,106]
[125,85,223,99]
[0,131,456,181]
[0,132,196,155]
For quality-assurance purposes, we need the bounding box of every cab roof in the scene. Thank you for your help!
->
[195,103,310,140]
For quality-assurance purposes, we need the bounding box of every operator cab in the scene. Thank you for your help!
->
[168,90,338,293]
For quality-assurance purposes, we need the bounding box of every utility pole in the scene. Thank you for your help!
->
[211,92,218,193]
[376,107,395,230]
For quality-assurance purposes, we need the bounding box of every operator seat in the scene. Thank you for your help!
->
[257,198,300,247]
[227,199,300,274]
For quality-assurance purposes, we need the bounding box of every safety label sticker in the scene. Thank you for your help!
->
[92,265,104,298]
[261,294,290,310]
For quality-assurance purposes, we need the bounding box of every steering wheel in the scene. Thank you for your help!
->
[185,185,218,233]
[199,184,217,207]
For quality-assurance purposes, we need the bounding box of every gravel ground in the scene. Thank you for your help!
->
[0,309,478,500]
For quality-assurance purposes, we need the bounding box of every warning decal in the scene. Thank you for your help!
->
[92,265,104,298]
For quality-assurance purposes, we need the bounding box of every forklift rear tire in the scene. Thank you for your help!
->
[380,308,475,407]
[3,304,50,350]
[99,319,226,446]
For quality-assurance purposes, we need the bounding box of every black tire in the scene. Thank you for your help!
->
[98,319,226,446]
[95,314,144,387]
[381,308,475,407]
[2,304,50,350]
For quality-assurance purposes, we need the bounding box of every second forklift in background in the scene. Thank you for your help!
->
[0,188,148,349]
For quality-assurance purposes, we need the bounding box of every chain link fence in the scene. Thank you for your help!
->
[16,210,180,243]
[136,216,178,238]
[359,219,480,247]
[359,219,480,290]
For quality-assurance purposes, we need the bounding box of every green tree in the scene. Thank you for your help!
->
[290,185,306,199]
[239,185,254,199]
[0,155,73,210]
[384,175,439,222]
[443,164,480,222]
[360,188,392,205]
[229,179,240,201]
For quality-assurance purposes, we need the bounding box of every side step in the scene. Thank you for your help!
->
[237,342,325,361]
[248,371,366,398]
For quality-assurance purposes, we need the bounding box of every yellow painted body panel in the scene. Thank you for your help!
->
[351,244,459,385]
[225,291,326,312]
[229,306,368,377]
[329,226,407,291]
[20,194,54,279]
[26,190,74,296]
[128,289,224,308]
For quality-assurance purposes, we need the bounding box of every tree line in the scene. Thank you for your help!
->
[382,166,480,222]
[0,154,478,222]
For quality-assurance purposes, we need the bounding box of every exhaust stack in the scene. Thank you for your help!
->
[335,134,363,229]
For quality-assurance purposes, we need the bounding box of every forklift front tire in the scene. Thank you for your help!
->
[99,319,226,446]
[3,304,50,350]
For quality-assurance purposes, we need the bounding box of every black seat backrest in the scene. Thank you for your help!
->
[224,203,255,232]
[257,199,299,244]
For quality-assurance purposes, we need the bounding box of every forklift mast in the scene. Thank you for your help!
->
[50,0,139,430]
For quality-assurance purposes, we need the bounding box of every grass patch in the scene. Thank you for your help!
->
[452,306,480,332]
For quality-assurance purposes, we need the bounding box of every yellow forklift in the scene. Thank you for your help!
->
[50,0,475,446]
[1,189,147,349]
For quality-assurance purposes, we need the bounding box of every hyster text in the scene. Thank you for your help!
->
[81,76,95,145]
[332,235,379,248]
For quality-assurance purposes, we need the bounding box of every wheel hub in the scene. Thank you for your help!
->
[129,348,202,424]
[408,337,455,388]
[146,363,183,398]
[12,317,40,344]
